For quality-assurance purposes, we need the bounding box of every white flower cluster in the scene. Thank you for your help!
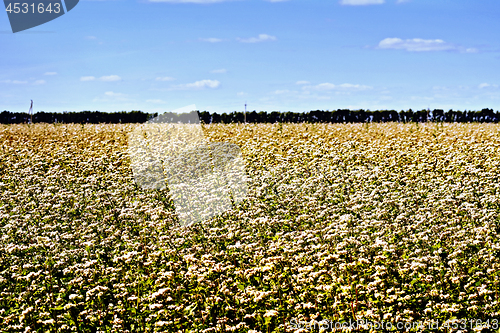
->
[0,122,499,332]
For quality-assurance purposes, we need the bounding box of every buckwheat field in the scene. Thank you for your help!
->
[1,122,500,332]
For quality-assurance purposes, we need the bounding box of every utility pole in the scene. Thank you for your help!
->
[28,100,33,124]
[244,102,247,124]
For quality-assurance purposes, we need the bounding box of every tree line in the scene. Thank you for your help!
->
[0,110,154,124]
[1,108,499,124]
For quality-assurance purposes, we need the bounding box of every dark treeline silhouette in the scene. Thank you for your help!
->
[1,108,499,124]
[201,108,499,123]
[0,110,156,124]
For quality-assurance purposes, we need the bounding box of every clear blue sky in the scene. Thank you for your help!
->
[1,0,499,113]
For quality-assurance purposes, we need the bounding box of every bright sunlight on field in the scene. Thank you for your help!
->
[1,123,500,332]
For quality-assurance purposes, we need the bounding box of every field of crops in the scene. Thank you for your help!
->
[1,122,500,332]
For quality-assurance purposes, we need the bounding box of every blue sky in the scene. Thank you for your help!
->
[1,0,500,113]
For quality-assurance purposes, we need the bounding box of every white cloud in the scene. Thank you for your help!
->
[172,79,220,90]
[93,91,130,103]
[1,79,48,85]
[200,37,223,43]
[80,75,122,82]
[465,48,479,53]
[237,34,277,43]
[104,91,126,97]
[237,92,247,96]
[479,83,499,89]
[85,36,97,40]
[155,76,176,81]
[0,79,28,84]
[265,0,290,2]
[378,38,452,52]
[210,69,227,74]
[274,89,290,94]
[44,72,57,76]
[338,83,372,90]
[340,0,384,5]
[377,38,475,52]
[303,82,373,91]
[100,75,122,82]
[296,80,310,85]
[314,83,336,90]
